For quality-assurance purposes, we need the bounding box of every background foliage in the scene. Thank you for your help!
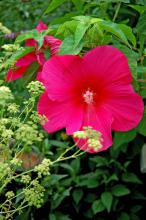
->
[0,0,146,219]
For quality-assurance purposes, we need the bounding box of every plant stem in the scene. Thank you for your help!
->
[112,2,121,22]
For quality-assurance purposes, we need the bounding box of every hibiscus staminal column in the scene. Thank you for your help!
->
[83,89,94,104]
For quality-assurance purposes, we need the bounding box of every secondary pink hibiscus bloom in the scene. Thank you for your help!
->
[38,46,144,153]
[6,21,62,81]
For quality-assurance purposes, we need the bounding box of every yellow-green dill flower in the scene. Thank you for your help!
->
[10,157,22,167]
[9,117,21,127]
[34,158,51,178]
[7,103,19,114]
[21,175,31,184]
[73,130,87,139]
[0,22,11,34]
[5,191,15,199]
[15,122,43,145]
[0,162,12,179]
[30,111,48,125]
[0,86,14,105]
[0,145,10,162]
[27,81,45,97]
[73,126,103,152]
[2,44,20,52]
[87,138,102,152]
[0,118,9,125]
[23,180,45,208]
[1,129,14,139]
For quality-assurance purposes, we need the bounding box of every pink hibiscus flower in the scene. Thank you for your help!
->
[37,46,144,153]
[6,21,62,81]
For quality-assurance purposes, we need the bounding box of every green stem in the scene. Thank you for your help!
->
[22,102,35,123]
[0,203,28,215]
[54,143,77,162]
[52,142,85,165]
[52,151,85,164]
[112,2,121,22]
[13,169,34,179]
[0,178,12,194]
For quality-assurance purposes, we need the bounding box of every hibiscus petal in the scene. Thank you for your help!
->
[36,21,48,32]
[38,92,66,133]
[6,66,28,81]
[104,85,144,131]
[36,67,43,82]
[41,55,83,101]
[44,36,62,56]
[37,45,143,155]
[16,52,37,67]
[37,92,83,134]
[25,39,36,47]
[66,101,83,135]
[25,22,47,46]
[36,52,46,66]
[74,105,113,153]
[38,92,83,135]
[83,45,132,86]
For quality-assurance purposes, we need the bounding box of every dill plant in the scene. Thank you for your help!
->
[0,79,85,219]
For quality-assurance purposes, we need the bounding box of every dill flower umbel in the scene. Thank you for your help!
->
[73,126,103,152]
[15,122,43,145]
[0,86,14,106]
[23,180,45,208]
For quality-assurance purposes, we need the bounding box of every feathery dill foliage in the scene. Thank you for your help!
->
[0,81,47,218]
